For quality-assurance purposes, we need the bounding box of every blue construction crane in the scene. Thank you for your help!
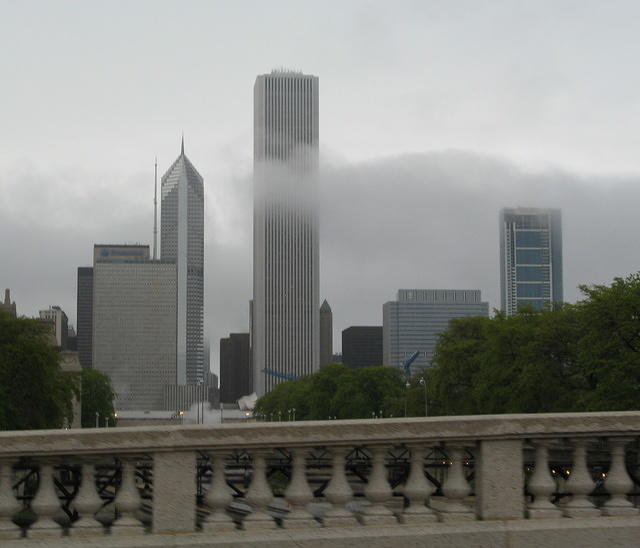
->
[261,369,300,381]
[402,351,421,380]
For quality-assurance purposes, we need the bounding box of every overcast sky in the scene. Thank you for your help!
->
[2,1,640,373]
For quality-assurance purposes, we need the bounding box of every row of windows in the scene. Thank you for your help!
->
[516,283,549,298]
[515,249,549,265]
[516,266,550,282]
[515,231,548,248]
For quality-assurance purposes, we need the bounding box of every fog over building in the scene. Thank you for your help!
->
[500,207,563,315]
[92,244,177,411]
[252,70,320,395]
[383,289,489,371]
[161,138,205,385]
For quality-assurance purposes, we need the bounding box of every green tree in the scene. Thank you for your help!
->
[574,274,640,410]
[81,369,117,427]
[255,364,405,420]
[0,311,78,430]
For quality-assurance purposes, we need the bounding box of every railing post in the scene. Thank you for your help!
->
[28,461,63,538]
[439,443,475,521]
[362,445,398,525]
[401,444,437,524]
[283,447,317,528]
[562,438,600,517]
[476,439,523,520]
[526,440,562,518]
[202,452,235,532]
[151,451,197,533]
[110,457,145,535]
[243,450,277,530]
[322,446,358,527]
[0,460,21,540]
[602,438,639,516]
[69,459,105,536]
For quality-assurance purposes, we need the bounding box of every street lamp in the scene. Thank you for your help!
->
[419,377,428,416]
[404,380,411,417]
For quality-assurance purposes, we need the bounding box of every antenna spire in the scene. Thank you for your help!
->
[153,156,158,260]
[181,133,184,156]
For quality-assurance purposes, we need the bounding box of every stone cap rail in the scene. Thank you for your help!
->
[0,411,639,458]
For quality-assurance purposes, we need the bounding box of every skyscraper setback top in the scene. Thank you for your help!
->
[253,71,320,396]
[161,140,204,385]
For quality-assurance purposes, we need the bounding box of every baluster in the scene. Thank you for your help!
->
[70,459,105,536]
[243,451,277,530]
[28,461,63,538]
[362,445,398,525]
[110,458,145,535]
[0,460,21,540]
[283,447,317,528]
[439,443,474,521]
[401,444,438,524]
[526,440,562,519]
[202,452,235,532]
[322,446,358,527]
[562,439,600,517]
[601,438,639,516]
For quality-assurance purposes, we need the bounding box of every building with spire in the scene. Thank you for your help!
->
[320,300,333,366]
[253,70,320,395]
[161,138,205,385]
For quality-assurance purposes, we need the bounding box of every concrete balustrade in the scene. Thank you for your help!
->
[0,411,637,546]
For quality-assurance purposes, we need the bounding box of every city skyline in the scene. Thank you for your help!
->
[3,2,640,374]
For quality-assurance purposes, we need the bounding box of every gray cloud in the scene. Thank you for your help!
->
[3,151,640,375]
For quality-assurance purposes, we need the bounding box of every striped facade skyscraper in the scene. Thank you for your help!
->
[500,207,563,315]
[253,70,320,396]
[161,138,205,384]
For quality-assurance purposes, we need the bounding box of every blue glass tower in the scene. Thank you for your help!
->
[500,207,563,315]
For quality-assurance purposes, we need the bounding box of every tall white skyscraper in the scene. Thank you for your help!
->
[500,207,563,315]
[161,138,205,384]
[253,70,320,395]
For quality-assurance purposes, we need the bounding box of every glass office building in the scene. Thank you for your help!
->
[161,139,205,385]
[500,207,563,315]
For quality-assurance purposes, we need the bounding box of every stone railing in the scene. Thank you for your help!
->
[0,412,639,545]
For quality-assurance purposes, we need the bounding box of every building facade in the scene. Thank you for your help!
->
[161,139,204,385]
[252,70,320,395]
[220,333,252,404]
[342,326,383,368]
[320,300,333,366]
[1,289,17,317]
[76,267,93,368]
[39,305,69,349]
[383,289,489,371]
[500,207,563,315]
[92,245,177,411]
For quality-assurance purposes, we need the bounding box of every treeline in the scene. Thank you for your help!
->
[0,311,115,430]
[429,274,640,415]
[255,273,640,419]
